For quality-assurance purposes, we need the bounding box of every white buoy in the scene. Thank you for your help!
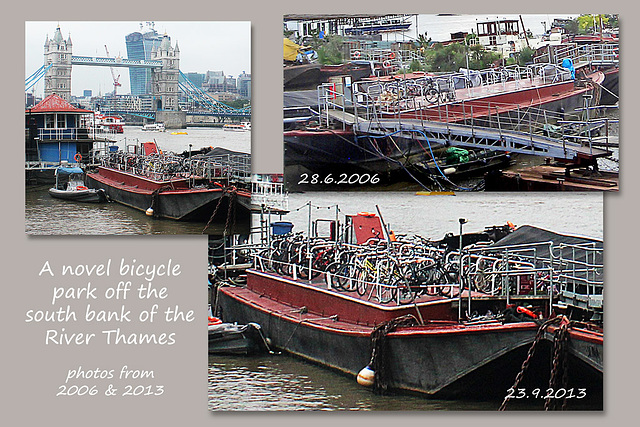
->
[146,208,154,216]
[357,365,375,387]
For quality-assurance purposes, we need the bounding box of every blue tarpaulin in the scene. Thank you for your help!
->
[55,166,83,175]
[561,58,575,80]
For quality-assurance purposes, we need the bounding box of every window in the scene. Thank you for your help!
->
[45,114,55,129]
[56,114,66,128]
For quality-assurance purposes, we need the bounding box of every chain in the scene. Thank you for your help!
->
[561,325,570,410]
[370,314,420,395]
[545,322,569,411]
[203,186,239,236]
[498,316,563,411]
[148,185,172,217]
[223,188,238,237]
[202,190,227,234]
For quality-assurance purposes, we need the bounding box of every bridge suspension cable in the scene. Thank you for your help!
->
[178,70,251,117]
[25,63,52,92]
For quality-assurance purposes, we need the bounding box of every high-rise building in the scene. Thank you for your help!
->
[183,72,205,89]
[237,71,251,99]
[125,22,166,96]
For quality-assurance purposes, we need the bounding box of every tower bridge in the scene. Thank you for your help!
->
[27,25,250,125]
[70,56,162,68]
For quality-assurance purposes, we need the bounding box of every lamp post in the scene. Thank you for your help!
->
[458,218,467,321]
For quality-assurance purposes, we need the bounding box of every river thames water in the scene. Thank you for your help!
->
[209,191,603,411]
[25,126,250,235]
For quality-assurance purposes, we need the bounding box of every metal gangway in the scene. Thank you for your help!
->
[316,72,614,162]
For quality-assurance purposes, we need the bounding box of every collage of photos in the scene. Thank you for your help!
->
[24,14,614,412]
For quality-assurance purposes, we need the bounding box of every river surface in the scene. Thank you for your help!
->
[209,354,498,411]
[209,191,602,411]
[25,126,250,235]
[281,191,603,241]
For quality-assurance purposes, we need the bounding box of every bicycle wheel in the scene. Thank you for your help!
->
[355,266,373,298]
[425,87,440,104]
[378,281,398,304]
[395,264,417,304]
[325,262,347,291]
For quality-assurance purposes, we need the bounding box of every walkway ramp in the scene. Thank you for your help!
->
[325,109,358,126]
[355,118,611,162]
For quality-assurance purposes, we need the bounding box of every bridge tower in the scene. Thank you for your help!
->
[150,34,180,111]
[43,26,72,101]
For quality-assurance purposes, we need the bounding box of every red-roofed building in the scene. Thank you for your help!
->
[26,93,106,184]
[29,93,93,114]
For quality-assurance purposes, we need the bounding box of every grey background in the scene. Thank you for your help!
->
[4,2,635,426]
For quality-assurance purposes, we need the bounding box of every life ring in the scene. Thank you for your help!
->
[353,50,361,59]
[389,52,395,59]
[74,153,82,162]
[383,60,391,68]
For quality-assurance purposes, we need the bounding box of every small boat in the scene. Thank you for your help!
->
[223,122,251,131]
[93,113,124,133]
[141,123,166,132]
[48,166,107,203]
[208,317,271,355]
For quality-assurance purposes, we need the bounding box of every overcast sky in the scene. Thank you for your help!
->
[25,21,251,97]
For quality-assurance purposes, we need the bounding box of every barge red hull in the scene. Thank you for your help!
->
[216,269,602,400]
[86,166,251,224]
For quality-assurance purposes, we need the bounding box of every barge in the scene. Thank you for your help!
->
[213,212,603,406]
[284,63,614,189]
[86,143,251,231]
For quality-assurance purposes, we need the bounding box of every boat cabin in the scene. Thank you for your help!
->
[25,93,95,166]
[476,19,526,58]
[52,165,85,190]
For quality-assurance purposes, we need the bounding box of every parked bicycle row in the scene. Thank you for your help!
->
[250,229,564,305]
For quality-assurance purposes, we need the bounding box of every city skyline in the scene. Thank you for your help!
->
[25,21,251,97]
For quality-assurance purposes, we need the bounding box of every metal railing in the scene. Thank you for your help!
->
[38,127,93,141]
[533,43,619,66]
[98,150,251,184]
[251,180,289,211]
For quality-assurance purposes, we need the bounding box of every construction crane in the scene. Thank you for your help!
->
[104,45,122,96]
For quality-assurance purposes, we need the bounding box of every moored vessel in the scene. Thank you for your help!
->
[86,142,251,231]
[223,122,251,131]
[48,165,107,203]
[212,209,603,406]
